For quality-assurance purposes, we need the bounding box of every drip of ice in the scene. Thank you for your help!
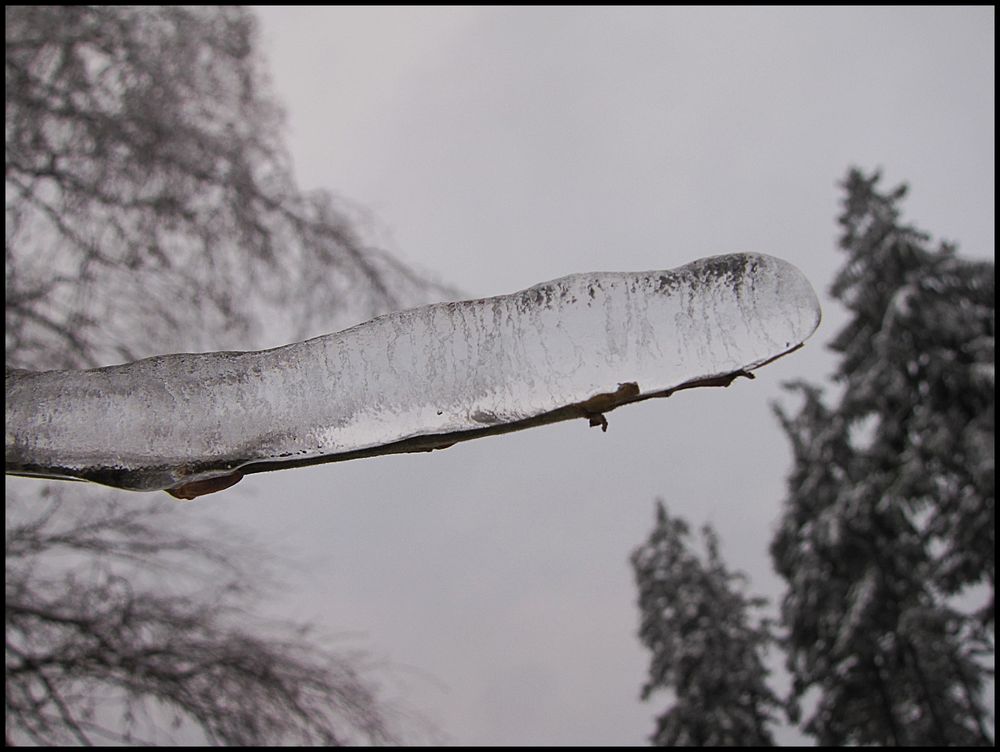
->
[6,253,821,494]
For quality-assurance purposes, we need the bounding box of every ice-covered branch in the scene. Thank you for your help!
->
[6,253,821,499]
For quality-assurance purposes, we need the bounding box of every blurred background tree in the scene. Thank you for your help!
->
[5,489,396,745]
[5,5,440,371]
[631,500,782,746]
[6,5,447,744]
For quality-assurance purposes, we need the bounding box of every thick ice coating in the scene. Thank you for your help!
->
[6,253,821,494]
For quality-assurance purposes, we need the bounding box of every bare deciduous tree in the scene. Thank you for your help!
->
[5,5,441,744]
[6,487,398,746]
[6,5,443,372]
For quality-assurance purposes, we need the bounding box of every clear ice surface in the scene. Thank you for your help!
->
[6,253,821,493]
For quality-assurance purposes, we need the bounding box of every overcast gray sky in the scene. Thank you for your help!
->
[186,7,992,745]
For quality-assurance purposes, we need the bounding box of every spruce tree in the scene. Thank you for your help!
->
[632,500,782,746]
[770,168,994,745]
